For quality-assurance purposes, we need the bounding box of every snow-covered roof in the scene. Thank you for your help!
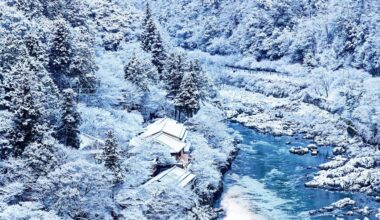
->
[145,166,196,188]
[142,118,187,140]
[183,143,191,153]
[130,118,189,154]
[81,149,103,155]
[80,133,105,150]
[154,133,187,153]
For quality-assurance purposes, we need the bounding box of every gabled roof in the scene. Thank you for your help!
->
[80,133,105,150]
[142,118,187,140]
[154,133,187,153]
[145,166,196,188]
[130,118,189,154]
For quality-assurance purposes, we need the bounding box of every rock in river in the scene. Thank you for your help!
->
[289,146,309,155]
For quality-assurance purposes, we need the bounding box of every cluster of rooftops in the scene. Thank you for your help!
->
[80,118,196,189]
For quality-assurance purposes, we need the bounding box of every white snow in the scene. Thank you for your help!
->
[220,174,292,220]
[130,118,188,154]
[142,118,187,140]
[145,166,196,188]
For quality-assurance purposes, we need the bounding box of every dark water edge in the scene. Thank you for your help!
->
[214,122,378,220]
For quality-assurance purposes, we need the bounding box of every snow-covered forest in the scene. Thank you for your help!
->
[0,0,379,219]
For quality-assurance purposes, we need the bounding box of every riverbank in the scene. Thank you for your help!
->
[216,66,380,200]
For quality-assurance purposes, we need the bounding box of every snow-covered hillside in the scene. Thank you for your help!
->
[151,0,380,76]
[0,0,239,218]
[0,0,379,219]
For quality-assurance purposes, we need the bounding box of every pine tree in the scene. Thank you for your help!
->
[1,57,61,159]
[25,34,45,62]
[14,0,44,18]
[164,53,186,98]
[124,56,148,91]
[174,73,200,120]
[6,69,44,157]
[59,89,81,149]
[189,60,209,101]
[70,29,98,94]
[103,130,123,183]
[141,3,166,76]
[23,131,59,176]
[0,36,28,110]
[49,19,72,89]
[1,60,25,111]
[5,56,61,124]
[0,35,28,73]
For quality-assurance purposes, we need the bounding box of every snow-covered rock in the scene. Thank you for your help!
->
[289,147,309,155]
[309,198,356,216]
[216,62,380,197]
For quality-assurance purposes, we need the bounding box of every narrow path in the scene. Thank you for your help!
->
[225,65,289,76]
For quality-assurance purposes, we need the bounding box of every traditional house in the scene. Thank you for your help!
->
[144,166,196,188]
[130,118,191,164]
[80,133,105,163]
[80,133,105,149]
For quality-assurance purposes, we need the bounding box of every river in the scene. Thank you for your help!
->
[215,122,377,220]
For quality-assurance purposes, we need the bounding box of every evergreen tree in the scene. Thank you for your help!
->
[59,89,81,149]
[49,19,72,89]
[189,60,209,101]
[0,36,27,109]
[0,33,28,74]
[124,56,148,91]
[141,3,166,76]
[357,35,380,76]
[14,0,44,18]
[0,60,25,111]
[103,130,123,183]
[164,53,186,98]
[23,131,59,176]
[6,69,44,157]
[174,73,200,120]
[70,28,98,94]
[3,56,61,125]
[34,64,62,128]
[25,34,46,62]
[1,58,61,159]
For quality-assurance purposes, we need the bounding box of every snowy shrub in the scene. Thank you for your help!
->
[35,160,114,219]
[0,202,60,220]
[207,37,237,55]
[124,142,176,187]
[87,0,141,50]
[188,133,223,202]
[117,183,196,220]
[355,35,380,76]
[79,104,143,146]
[188,103,238,201]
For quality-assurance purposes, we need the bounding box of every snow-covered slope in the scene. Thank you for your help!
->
[1,0,379,219]
[151,0,380,76]
[212,58,380,198]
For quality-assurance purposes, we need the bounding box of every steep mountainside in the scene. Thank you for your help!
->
[0,0,379,219]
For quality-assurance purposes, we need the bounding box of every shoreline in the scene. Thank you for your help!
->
[225,115,380,197]
[213,120,380,219]
[213,143,240,205]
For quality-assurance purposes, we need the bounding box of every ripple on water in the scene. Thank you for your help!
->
[221,174,293,220]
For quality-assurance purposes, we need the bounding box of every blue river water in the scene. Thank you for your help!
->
[216,122,377,220]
